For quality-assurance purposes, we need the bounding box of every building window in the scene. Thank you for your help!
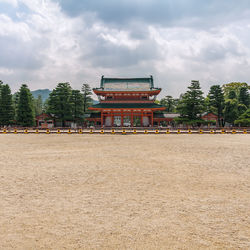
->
[141,96,147,100]
[106,96,113,100]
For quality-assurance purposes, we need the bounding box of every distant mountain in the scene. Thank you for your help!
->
[31,89,99,104]
[31,89,51,102]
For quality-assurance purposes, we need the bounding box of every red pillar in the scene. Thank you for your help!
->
[131,110,133,127]
[111,111,114,127]
[121,110,124,127]
[141,111,143,127]
[101,111,103,127]
[151,111,153,127]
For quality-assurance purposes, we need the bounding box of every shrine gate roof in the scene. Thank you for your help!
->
[96,76,159,92]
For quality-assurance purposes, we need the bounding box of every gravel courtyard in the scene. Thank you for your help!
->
[0,134,249,249]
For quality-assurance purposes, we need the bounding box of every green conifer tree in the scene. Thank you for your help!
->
[47,82,72,127]
[16,84,35,126]
[160,95,176,112]
[0,84,14,125]
[12,92,19,121]
[70,89,84,124]
[238,87,250,108]
[81,84,92,113]
[207,85,225,126]
[0,80,3,91]
[177,80,205,121]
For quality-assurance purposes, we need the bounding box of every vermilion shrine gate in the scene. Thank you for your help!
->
[88,76,165,127]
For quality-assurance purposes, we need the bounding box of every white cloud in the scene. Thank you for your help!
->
[0,67,14,75]
[97,26,140,49]
[0,14,31,40]
[0,0,250,98]
[0,0,90,90]
[0,0,18,7]
[145,24,250,97]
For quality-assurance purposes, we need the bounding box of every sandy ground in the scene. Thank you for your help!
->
[0,134,249,249]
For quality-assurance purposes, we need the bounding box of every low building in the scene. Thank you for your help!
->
[153,112,218,126]
[201,112,218,126]
[153,113,180,126]
[36,113,54,128]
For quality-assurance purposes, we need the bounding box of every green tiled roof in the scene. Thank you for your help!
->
[90,103,165,109]
[96,76,159,91]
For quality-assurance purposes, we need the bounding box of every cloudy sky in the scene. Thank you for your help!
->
[1,0,250,98]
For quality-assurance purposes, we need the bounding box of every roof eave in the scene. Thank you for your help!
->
[93,89,161,95]
[89,107,166,111]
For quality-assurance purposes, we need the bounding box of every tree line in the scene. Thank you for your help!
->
[0,81,92,127]
[159,81,250,126]
[0,80,249,127]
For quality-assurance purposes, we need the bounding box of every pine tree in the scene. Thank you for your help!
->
[177,80,205,121]
[81,84,92,113]
[207,85,225,126]
[160,95,176,112]
[16,84,35,126]
[70,90,84,124]
[238,87,250,108]
[12,92,19,121]
[0,84,14,125]
[0,80,3,91]
[47,82,72,127]
[0,80,3,102]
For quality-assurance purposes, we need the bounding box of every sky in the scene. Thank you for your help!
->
[0,0,250,98]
